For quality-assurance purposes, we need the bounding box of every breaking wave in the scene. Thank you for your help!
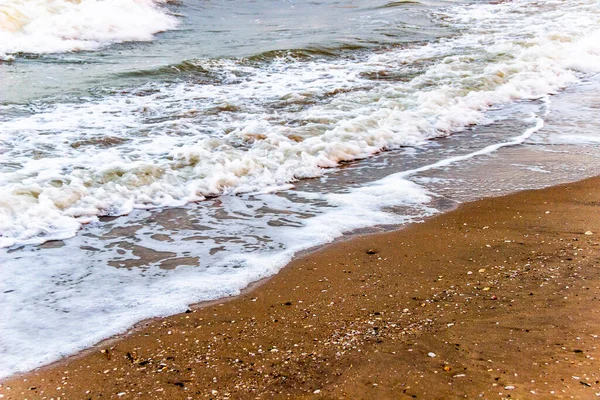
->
[0,0,178,59]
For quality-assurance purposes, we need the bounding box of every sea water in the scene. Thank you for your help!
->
[1,0,600,379]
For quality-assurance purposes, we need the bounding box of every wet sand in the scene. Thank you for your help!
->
[2,176,600,399]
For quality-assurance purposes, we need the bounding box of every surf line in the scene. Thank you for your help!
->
[377,96,551,185]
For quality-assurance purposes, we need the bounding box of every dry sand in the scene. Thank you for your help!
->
[2,176,600,399]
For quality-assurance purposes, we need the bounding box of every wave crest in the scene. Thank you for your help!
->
[0,0,178,59]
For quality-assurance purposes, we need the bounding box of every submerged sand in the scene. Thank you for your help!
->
[2,177,600,399]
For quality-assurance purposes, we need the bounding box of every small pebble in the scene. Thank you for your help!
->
[428,352,436,358]
[585,231,593,235]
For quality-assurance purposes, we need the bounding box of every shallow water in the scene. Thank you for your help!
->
[1,0,600,379]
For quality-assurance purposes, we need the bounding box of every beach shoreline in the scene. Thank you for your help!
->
[2,176,600,399]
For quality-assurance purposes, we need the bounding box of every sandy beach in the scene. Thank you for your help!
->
[1,176,599,399]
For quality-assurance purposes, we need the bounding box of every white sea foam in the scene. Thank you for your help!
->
[2,0,600,247]
[2,0,600,380]
[0,0,178,59]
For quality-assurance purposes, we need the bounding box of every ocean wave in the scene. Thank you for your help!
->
[0,0,178,59]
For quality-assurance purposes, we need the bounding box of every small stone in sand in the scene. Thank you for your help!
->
[585,231,593,235]
[428,352,436,358]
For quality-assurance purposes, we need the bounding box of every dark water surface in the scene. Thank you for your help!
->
[1,0,454,103]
